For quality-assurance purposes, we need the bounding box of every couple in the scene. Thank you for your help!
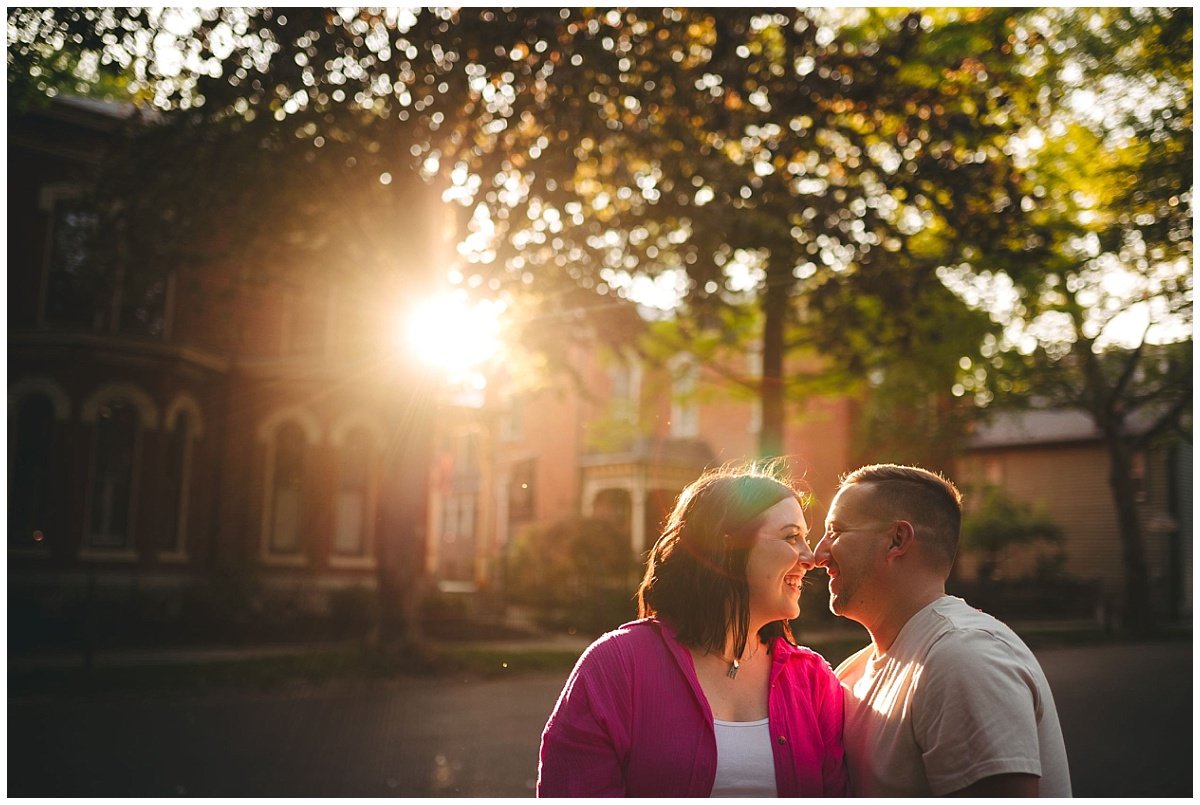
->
[536,463,1072,797]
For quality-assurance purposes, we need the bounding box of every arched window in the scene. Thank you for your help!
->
[268,422,307,556]
[161,410,194,556]
[333,428,372,558]
[88,400,140,548]
[9,394,56,548]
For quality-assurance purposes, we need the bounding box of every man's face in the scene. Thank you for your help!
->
[814,483,892,621]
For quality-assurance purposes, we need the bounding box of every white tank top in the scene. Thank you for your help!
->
[710,717,778,797]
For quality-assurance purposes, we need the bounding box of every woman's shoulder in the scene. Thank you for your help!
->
[584,617,669,655]
[569,618,673,677]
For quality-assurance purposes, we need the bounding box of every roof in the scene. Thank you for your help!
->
[38,93,163,130]
[967,408,1102,449]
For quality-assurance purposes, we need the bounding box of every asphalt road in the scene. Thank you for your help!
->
[7,640,1191,797]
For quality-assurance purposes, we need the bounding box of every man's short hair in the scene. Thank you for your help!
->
[840,463,963,570]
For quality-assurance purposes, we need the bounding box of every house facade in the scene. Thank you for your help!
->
[427,351,1192,626]
[8,97,451,648]
[424,335,861,609]
[956,408,1192,622]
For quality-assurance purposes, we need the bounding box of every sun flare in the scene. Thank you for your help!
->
[402,292,505,382]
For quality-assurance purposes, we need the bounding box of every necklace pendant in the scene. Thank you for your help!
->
[727,659,740,679]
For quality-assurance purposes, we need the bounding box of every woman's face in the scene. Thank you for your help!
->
[744,496,815,626]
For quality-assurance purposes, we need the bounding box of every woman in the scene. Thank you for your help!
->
[537,464,847,797]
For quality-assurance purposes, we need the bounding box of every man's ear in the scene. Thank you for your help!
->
[885,520,916,561]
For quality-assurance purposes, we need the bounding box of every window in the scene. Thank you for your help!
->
[439,493,476,582]
[268,422,307,555]
[9,394,56,549]
[509,459,536,524]
[160,410,194,556]
[87,400,139,549]
[500,395,523,442]
[333,428,372,558]
[40,190,167,338]
[43,198,103,329]
[117,271,168,339]
[609,359,641,424]
[669,357,700,438]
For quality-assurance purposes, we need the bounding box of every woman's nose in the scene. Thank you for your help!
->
[794,539,816,571]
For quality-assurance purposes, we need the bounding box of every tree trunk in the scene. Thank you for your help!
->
[1104,432,1154,632]
[371,382,437,658]
[758,263,789,459]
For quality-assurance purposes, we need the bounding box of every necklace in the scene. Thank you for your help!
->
[723,641,761,679]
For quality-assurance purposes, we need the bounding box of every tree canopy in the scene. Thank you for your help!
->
[8,6,1192,627]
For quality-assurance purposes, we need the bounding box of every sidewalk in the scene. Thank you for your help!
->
[6,632,594,673]
[8,617,1121,673]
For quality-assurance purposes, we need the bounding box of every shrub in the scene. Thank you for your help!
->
[505,516,639,633]
[961,485,1065,583]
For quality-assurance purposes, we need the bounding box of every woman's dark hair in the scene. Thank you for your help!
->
[636,462,803,659]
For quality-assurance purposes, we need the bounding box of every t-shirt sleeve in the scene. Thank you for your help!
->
[912,629,1044,795]
[536,642,632,796]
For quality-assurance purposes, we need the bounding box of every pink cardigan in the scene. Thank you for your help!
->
[537,618,847,797]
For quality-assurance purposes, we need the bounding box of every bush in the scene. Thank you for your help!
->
[505,516,640,634]
[961,485,1065,583]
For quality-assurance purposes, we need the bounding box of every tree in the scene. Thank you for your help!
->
[948,7,1192,630]
[12,7,1185,629]
[432,9,1042,461]
[6,8,1044,464]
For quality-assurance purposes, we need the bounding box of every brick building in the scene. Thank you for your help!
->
[8,96,450,647]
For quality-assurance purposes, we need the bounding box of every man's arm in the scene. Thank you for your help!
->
[914,630,1046,796]
[948,772,1039,797]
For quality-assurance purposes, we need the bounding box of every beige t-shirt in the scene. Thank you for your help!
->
[836,596,1072,797]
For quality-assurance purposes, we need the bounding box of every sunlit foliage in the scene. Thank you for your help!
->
[8,6,1191,627]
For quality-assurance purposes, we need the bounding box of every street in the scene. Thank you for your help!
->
[7,640,1191,797]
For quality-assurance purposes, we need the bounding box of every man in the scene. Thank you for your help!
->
[813,463,1071,797]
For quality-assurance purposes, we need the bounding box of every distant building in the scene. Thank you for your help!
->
[423,334,860,610]
[8,97,450,647]
[957,408,1192,621]
[427,347,1192,626]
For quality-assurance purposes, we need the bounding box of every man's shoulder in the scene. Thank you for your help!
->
[833,642,873,681]
[928,598,1027,647]
[921,599,1041,679]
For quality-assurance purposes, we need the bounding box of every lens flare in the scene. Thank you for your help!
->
[401,292,505,384]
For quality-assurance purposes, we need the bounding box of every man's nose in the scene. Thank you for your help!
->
[812,533,831,567]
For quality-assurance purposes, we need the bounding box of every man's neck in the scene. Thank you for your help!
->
[867,586,946,654]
